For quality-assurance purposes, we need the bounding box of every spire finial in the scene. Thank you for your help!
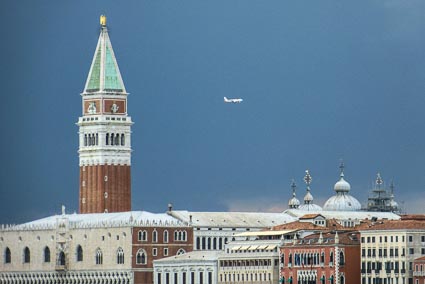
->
[100,15,107,27]
[376,173,383,189]
[304,170,312,187]
[390,179,395,194]
[339,160,345,177]
[291,179,297,197]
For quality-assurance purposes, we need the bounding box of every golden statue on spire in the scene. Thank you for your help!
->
[100,15,107,27]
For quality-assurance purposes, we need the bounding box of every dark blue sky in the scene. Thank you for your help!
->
[2,1,425,223]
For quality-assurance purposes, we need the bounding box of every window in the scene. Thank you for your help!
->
[23,247,30,263]
[95,248,103,265]
[136,249,147,264]
[163,230,169,243]
[157,273,161,284]
[409,248,414,255]
[117,247,124,264]
[339,251,345,265]
[4,247,11,264]
[164,248,168,256]
[138,230,147,241]
[44,247,50,263]
[77,245,83,262]
[121,134,125,146]
[152,230,158,243]
[422,236,425,242]
[422,248,425,255]
[152,248,158,256]
[177,248,186,255]
[58,251,65,266]
[409,236,413,242]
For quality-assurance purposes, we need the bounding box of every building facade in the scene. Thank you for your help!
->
[0,211,192,284]
[413,256,425,284]
[359,219,425,284]
[280,231,361,284]
[78,15,133,214]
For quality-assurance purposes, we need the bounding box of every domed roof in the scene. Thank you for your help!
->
[288,180,300,209]
[323,194,361,211]
[323,164,361,211]
[288,196,300,208]
[297,170,322,211]
[298,203,323,211]
[334,175,350,192]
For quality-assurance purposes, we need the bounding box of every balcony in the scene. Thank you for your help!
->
[385,269,391,274]
[401,269,406,274]
[361,269,366,273]
[367,269,372,273]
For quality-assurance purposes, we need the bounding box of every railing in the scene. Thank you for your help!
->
[413,271,425,276]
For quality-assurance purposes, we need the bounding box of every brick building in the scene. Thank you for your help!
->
[413,256,425,284]
[280,231,361,284]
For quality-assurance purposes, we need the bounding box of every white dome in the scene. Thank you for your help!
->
[323,194,361,211]
[304,191,314,202]
[298,203,323,211]
[334,176,350,192]
[288,196,300,208]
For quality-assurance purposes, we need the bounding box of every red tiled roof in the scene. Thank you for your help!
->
[359,220,425,231]
[415,256,425,262]
[299,214,324,219]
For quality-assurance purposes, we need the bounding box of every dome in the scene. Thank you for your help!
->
[298,203,323,211]
[323,166,361,211]
[304,191,314,202]
[323,194,361,211]
[288,196,300,208]
[334,175,350,192]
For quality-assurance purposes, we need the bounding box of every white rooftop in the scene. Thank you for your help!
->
[1,211,186,231]
[284,208,400,221]
[167,210,295,228]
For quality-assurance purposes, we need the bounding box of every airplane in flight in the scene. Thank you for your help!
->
[224,96,243,103]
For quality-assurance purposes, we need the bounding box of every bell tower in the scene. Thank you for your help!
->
[77,15,132,213]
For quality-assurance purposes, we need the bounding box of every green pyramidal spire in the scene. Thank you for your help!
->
[84,15,126,93]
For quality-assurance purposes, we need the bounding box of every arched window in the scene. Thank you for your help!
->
[121,134,125,146]
[76,245,83,262]
[115,134,119,145]
[95,133,99,145]
[183,231,187,241]
[219,238,223,250]
[4,247,11,264]
[111,134,114,145]
[340,275,345,284]
[106,133,109,145]
[339,251,345,265]
[174,231,178,241]
[163,230,169,243]
[152,230,158,243]
[177,249,186,255]
[44,247,50,263]
[138,230,147,241]
[179,231,182,241]
[95,248,103,265]
[84,134,88,146]
[136,249,147,265]
[330,251,334,263]
[58,251,65,266]
[117,247,124,264]
[23,247,30,263]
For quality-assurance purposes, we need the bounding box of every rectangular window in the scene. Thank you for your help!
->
[183,272,186,284]
[208,272,212,284]
[191,272,194,284]
[153,248,157,256]
[164,248,168,256]
[174,273,178,284]
[409,248,414,255]
[396,236,399,242]
[409,236,413,242]
[422,236,425,242]
[372,237,376,243]
[199,272,203,284]
[422,248,425,255]
[362,237,365,243]
[158,273,161,284]
[166,273,169,284]
[367,237,371,243]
